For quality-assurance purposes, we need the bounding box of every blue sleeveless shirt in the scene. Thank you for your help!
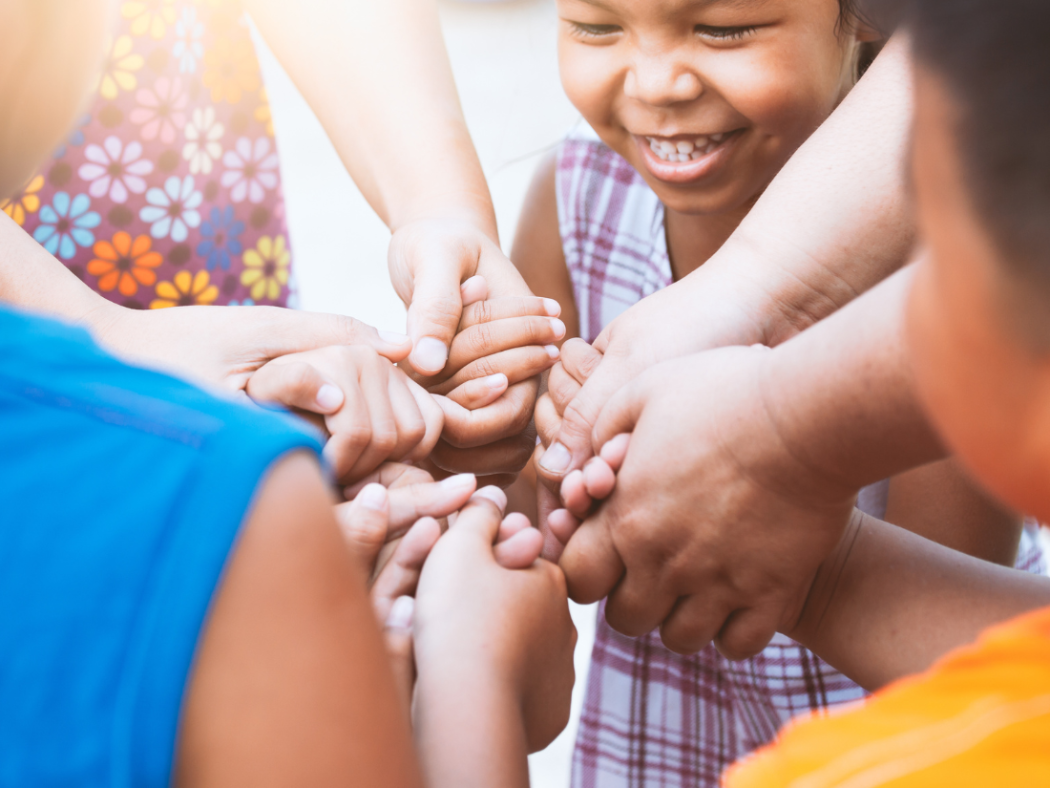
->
[0,307,322,787]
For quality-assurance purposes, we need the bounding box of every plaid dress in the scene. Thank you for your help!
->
[556,125,1050,788]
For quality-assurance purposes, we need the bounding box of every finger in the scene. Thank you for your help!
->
[433,345,558,398]
[599,433,631,471]
[338,362,399,482]
[383,595,416,709]
[322,377,372,482]
[444,488,508,546]
[386,370,428,462]
[497,512,532,543]
[605,572,679,639]
[404,377,444,462]
[548,508,581,545]
[373,517,443,621]
[582,457,617,500]
[534,393,562,448]
[246,309,412,363]
[547,360,582,416]
[460,275,489,306]
[343,462,434,499]
[538,357,636,483]
[384,473,477,539]
[559,337,603,386]
[659,592,737,656]
[447,316,566,374]
[560,470,592,518]
[493,528,544,569]
[558,513,626,604]
[429,430,536,476]
[714,605,780,661]
[459,296,561,330]
[435,380,535,449]
[334,483,389,572]
[246,360,345,414]
[442,373,509,410]
[405,262,464,375]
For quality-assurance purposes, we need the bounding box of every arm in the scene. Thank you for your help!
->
[538,34,917,484]
[242,0,534,373]
[569,266,945,659]
[790,511,1050,691]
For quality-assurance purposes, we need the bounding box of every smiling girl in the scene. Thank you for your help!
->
[509,1,1047,785]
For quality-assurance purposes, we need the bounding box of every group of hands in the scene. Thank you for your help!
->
[92,222,862,746]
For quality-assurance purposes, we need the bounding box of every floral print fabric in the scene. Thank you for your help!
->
[2,0,294,309]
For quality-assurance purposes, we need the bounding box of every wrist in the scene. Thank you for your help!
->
[389,192,499,246]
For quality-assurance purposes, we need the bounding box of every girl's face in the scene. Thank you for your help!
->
[557,0,871,215]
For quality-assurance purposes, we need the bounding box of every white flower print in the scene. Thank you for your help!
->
[172,6,204,73]
[221,136,279,203]
[183,107,224,175]
[78,136,154,203]
[140,175,203,242]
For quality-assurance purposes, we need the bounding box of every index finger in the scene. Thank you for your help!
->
[459,296,562,330]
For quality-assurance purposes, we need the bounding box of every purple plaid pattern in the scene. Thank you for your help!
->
[556,129,1050,788]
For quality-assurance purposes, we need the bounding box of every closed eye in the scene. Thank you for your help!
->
[568,21,622,39]
[695,25,757,41]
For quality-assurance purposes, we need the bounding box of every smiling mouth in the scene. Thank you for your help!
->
[644,132,737,163]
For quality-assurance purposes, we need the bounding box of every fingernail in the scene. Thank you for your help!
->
[440,473,476,491]
[411,336,448,374]
[357,483,387,511]
[482,373,508,391]
[315,383,343,411]
[550,318,566,340]
[545,344,560,360]
[543,298,562,317]
[473,486,508,512]
[539,442,571,473]
[386,595,415,630]
[378,329,410,345]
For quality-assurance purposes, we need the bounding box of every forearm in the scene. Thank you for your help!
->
[244,0,497,239]
[791,512,1050,690]
[0,212,117,327]
[415,670,530,788]
[759,264,944,496]
[693,34,915,345]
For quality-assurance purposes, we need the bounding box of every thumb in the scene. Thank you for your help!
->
[334,483,390,573]
[535,357,629,484]
[251,309,411,363]
[447,486,508,547]
[591,380,647,456]
[405,263,466,376]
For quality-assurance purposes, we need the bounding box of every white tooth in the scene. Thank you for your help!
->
[711,133,724,143]
[658,141,677,154]
[676,140,694,154]
[650,139,660,151]
[690,150,702,160]
[694,136,709,149]
[679,153,691,162]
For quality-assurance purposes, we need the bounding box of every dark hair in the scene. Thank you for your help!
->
[905,0,1050,295]
[838,0,886,77]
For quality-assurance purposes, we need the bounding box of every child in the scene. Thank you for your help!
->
[724,0,1050,779]
[0,2,576,784]
[509,0,1046,784]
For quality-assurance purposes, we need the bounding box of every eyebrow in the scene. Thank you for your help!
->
[568,0,766,10]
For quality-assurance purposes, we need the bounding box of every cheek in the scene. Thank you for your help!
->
[558,41,621,132]
[907,258,1037,509]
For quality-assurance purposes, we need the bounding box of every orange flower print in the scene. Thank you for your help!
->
[98,35,144,100]
[241,235,290,301]
[203,37,261,105]
[87,232,162,297]
[151,270,219,308]
[121,0,177,39]
[0,175,45,226]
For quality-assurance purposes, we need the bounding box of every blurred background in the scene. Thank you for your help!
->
[254,1,593,785]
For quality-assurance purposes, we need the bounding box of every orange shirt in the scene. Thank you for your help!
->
[723,605,1050,788]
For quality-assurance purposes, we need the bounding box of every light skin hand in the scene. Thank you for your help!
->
[413,495,576,780]
[247,345,443,484]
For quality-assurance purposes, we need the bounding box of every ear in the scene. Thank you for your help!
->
[852,18,884,43]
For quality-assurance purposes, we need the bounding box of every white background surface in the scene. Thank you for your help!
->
[255,2,596,785]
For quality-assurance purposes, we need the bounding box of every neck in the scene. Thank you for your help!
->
[664,200,755,281]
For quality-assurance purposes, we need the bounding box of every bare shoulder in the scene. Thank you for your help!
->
[511,150,579,340]
[176,451,421,788]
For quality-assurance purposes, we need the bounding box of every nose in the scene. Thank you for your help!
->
[624,48,703,107]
